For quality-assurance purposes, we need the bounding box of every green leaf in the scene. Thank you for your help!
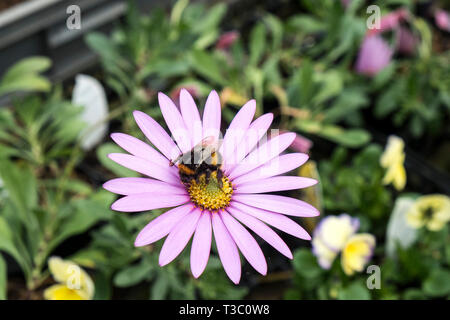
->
[96,143,139,177]
[249,23,266,66]
[338,281,371,300]
[0,57,51,96]
[0,160,38,230]
[292,248,322,279]
[264,14,283,50]
[189,50,226,86]
[403,289,426,300]
[48,194,113,252]
[0,216,30,278]
[114,261,153,287]
[150,274,169,300]
[191,3,226,34]
[296,121,370,148]
[287,15,325,33]
[423,269,450,297]
[0,254,6,300]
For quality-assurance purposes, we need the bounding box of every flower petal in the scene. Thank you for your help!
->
[180,88,202,146]
[110,133,170,168]
[202,90,221,141]
[107,153,178,184]
[158,92,192,152]
[190,212,212,278]
[212,212,241,284]
[224,113,273,173]
[220,99,256,163]
[103,178,186,195]
[134,204,194,246]
[230,201,311,240]
[232,153,309,185]
[111,193,190,212]
[159,208,202,266]
[220,211,267,275]
[133,110,180,160]
[228,132,296,180]
[235,176,317,194]
[227,206,292,259]
[233,194,319,217]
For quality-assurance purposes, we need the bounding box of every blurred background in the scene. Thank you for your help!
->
[0,0,449,300]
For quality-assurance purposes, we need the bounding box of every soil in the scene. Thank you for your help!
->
[7,277,49,300]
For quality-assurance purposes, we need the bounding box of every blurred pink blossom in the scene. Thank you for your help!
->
[216,31,240,51]
[396,26,417,55]
[367,8,409,36]
[355,35,393,76]
[340,0,351,8]
[277,130,313,153]
[435,9,450,32]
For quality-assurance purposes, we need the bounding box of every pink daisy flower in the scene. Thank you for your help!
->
[103,89,319,284]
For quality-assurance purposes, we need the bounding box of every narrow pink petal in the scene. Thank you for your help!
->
[110,133,169,167]
[180,89,202,146]
[103,178,185,195]
[232,153,309,185]
[228,133,296,180]
[212,212,241,284]
[235,176,317,194]
[230,201,311,240]
[111,194,190,212]
[135,204,194,246]
[202,90,221,141]
[158,92,192,152]
[227,206,292,259]
[220,211,267,275]
[108,153,178,184]
[220,100,256,162]
[159,208,202,266]
[133,111,180,160]
[223,113,273,173]
[190,212,212,278]
[233,194,319,217]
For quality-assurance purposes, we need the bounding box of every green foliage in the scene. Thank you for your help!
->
[0,57,51,97]
[0,254,6,300]
[319,145,392,221]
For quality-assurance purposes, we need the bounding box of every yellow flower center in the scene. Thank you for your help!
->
[187,171,233,211]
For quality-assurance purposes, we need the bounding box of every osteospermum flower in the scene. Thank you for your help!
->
[44,257,94,300]
[312,214,375,275]
[103,89,319,284]
[380,135,406,191]
[406,194,450,231]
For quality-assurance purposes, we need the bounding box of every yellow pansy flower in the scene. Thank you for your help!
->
[406,194,450,231]
[341,234,376,276]
[44,257,94,300]
[380,135,406,191]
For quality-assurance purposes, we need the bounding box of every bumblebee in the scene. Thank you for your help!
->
[170,136,224,188]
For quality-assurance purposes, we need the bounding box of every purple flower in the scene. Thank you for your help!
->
[216,31,240,51]
[435,9,450,32]
[103,89,318,284]
[355,35,393,76]
[396,26,417,55]
[367,8,409,37]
